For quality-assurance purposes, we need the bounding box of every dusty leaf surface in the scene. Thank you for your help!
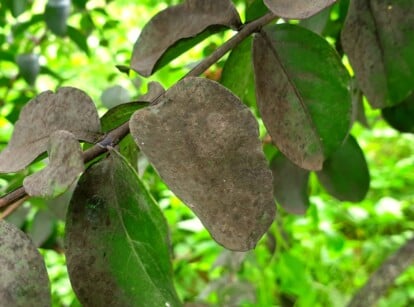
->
[23,130,84,198]
[263,0,335,19]
[0,220,51,307]
[0,87,101,172]
[341,0,414,108]
[65,150,180,307]
[131,0,241,76]
[253,24,351,170]
[130,77,275,251]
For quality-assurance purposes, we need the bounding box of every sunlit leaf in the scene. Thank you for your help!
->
[130,77,275,251]
[341,0,414,108]
[0,87,101,173]
[253,24,352,170]
[382,92,414,133]
[316,135,369,202]
[220,37,256,107]
[131,0,241,76]
[263,0,335,19]
[65,150,181,307]
[0,220,51,306]
[23,130,84,198]
[270,152,309,214]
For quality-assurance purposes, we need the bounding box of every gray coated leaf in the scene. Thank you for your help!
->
[131,0,241,76]
[0,220,51,307]
[0,87,101,173]
[130,77,275,251]
[341,0,414,108]
[23,130,84,198]
[264,0,335,19]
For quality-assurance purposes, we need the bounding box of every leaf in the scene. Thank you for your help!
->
[10,0,28,18]
[341,0,414,108]
[0,220,51,307]
[131,0,241,76]
[382,92,414,133]
[65,150,181,307]
[67,26,90,55]
[263,0,335,19]
[23,130,84,198]
[299,5,331,35]
[0,87,101,173]
[101,102,148,132]
[27,209,55,247]
[270,152,309,214]
[220,36,256,107]
[139,81,165,102]
[245,0,270,22]
[252,24,352,171]
[101,85,131,109]
[130,77,275,251]
[316,135,369,202]
[44,0,70,37]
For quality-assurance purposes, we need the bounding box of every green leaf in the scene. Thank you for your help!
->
[341,0,414,108]
[382,93,414,133]
[316,135,370,202]
[44,1,70,37]
[65,150,181,307]
[10,0,28,18]
[12,14,43,37]
[245,0,270,22]
[0,220,51,306]
[100,102,148,132]
[253,24,352,170]
[67,26,90,55]
[270,152,309,214]
[221,36,256,107]
[130,77,275,251]
[131,0,241,76]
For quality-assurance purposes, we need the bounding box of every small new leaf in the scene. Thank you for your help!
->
[0,220,51,307]
[130,77,275,251]
[0,87,101,173]
[263,0,335,19]
[23,130,84,198]
[131,0,241,76]
[65,150,181,307]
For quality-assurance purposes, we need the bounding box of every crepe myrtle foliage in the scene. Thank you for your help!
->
[1,0,414,306]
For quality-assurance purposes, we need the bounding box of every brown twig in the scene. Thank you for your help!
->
[0,11,278,211]
[347,236,414,307]
[0,196,29,219]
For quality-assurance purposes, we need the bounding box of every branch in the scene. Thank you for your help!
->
[347,236,414,307]
[0,12,277,211]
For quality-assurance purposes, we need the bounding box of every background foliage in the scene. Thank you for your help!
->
[0,0,414,306]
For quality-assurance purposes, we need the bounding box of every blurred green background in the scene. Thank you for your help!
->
[0,0,413,306]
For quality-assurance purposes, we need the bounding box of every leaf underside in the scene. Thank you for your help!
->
[130,77,275,251]
[65,150,180,307]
